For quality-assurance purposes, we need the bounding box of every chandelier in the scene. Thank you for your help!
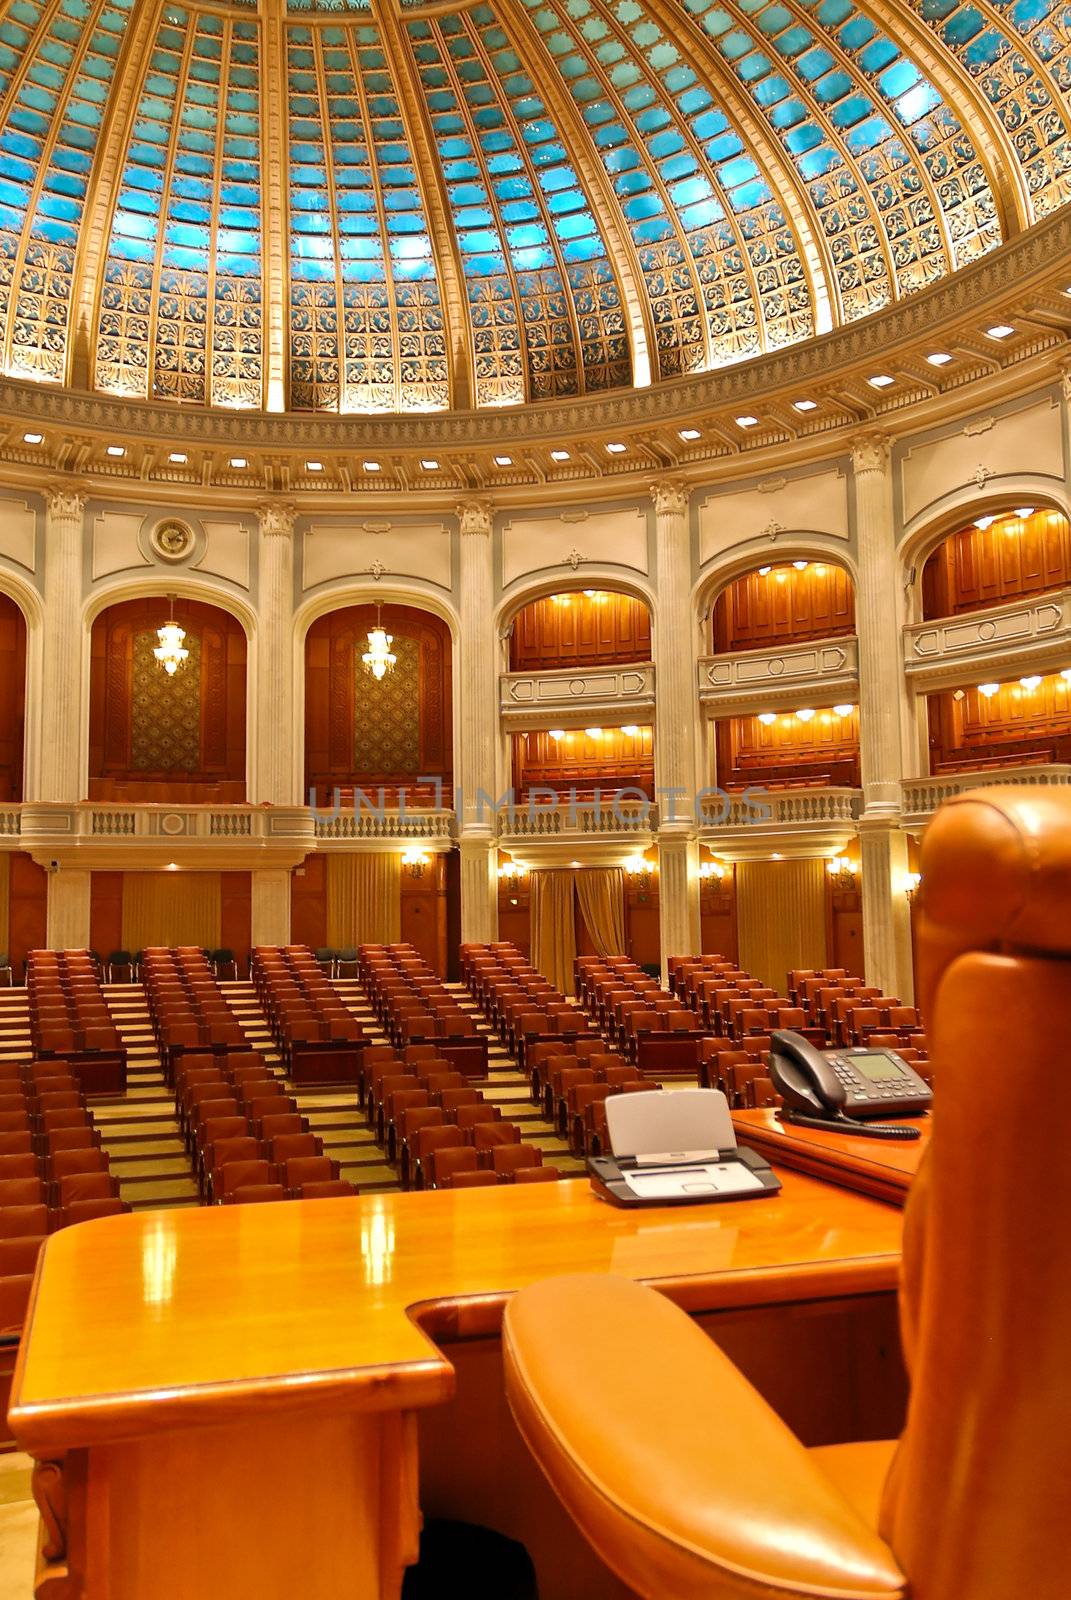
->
[153,597,189,676]
[361,605,396,681]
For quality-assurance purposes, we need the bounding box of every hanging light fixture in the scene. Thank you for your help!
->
[153,596,189,676]
[361,605,397,682]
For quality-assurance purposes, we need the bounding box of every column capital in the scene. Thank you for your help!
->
[46,486,85,522]
[257,501,296,538]
[457,498,493,537]
[850,433,891,476]
[650,478,688,519]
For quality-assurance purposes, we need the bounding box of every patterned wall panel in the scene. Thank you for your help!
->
[130,629,202,772]
[353,635,421,771]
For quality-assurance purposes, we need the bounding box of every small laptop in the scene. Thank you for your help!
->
[587,1089,781,1207]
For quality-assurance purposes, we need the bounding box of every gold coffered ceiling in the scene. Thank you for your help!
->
[0,0,1068,419]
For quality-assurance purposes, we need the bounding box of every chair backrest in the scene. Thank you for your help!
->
[879,787,1071,1600]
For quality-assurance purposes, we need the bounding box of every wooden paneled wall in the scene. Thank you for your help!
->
[509,590,651,670]
[927,674,1071,771]
[512,726,655,798]
[712,562,855,651]
[88,598,247,802]
[716,710,860,790]
[292,852,450,977]
[6,852,45,976]
[699,866,863,982]
[304,605,452,807]
[922,508,1071,618]
[88,872,252,966]
[0,595,25,802]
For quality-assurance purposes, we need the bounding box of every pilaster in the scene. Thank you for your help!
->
[851,437,913,1001]
[457,499,498,943]
[251,867,292,948]
[39,489,86,804]
[46,867,91,951]
[651,479,700,974]
[255,503,297,806]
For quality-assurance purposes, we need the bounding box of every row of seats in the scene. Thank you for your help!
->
[141,947,250,1083]
[575,955,705,1076]
[789,967,926,1055]
[461,943,592,1062]
[359,945,487,1076]
[461,944,653,1155]
[26,948,127,1094]
[251,946,363,1085]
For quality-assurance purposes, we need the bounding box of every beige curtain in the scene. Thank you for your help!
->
[737,857,827,994]
[326,853,401,948]
[575,867,626,957]
[530,870,577,997]
[122,872,222,952]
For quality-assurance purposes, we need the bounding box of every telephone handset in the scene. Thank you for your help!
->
[768,1029,931,1141]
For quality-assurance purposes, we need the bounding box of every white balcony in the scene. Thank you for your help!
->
[901,764,1071,827]
[499,663,655,729]
[15,803,316,870]
[903,589,1071,691]
[699,785,862,859]
[698,636,858,714]
[313,808,456,849]
[498,799,658,868]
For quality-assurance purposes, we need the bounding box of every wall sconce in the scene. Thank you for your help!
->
[826,855,859,889]
[625,854,654,878]
[498,858,527,882]
[904,871,922,903]
[699,860,725,881]
[401,847,430,879]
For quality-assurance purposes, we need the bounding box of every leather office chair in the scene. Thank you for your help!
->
[502,786,1071,1600]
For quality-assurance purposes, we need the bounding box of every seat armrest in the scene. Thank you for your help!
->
[503,1274,906,1600]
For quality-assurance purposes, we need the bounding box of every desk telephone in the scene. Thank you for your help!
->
[768,1029,931,1141]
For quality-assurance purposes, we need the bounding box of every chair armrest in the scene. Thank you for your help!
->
[503,1274,906,1600]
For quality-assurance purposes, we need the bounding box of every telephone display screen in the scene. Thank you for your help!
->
[852,1052,910,1081]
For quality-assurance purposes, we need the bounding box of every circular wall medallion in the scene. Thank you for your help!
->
[150,518,195,563]
[160,813,185,836]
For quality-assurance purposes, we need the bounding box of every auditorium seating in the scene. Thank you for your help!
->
[251,945,364,1085]
[360,944,488,1078]
[575,955,706,1077]
[26,949,127,1094]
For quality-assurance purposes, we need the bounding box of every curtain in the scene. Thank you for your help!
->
[736,857,827,994]
[122,872,222,953]
[0,851,9,962]
[326,853,401,949]
[575,867,626,957]
[530,870,577,996]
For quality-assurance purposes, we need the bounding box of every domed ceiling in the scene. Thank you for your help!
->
[0,0,1067,414]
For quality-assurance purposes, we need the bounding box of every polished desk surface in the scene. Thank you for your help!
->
[733,1109,929,1204]
[11,1173,903,1454]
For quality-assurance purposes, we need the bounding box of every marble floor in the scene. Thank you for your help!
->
[0,1452,35,1599]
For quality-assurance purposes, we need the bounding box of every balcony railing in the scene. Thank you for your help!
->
[698,635,858,713]
[903,588,1071,689]
[313,809,456,843]
[697,785,862,858]
[901,764,1071,824]
[499,662,655,726]
[500,800,657,839]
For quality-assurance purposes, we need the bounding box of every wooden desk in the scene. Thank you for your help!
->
[734,1109,929,1205]
[10,1175,904,1600]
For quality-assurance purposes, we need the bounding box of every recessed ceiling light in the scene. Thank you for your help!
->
[585,727,603,738]
[735,414,758,428]
[759,565,772,576]
[975,515,996,531]
[363,460,380,472]
[832,704,855,717]
[106,444,125,457]
[550,449,570,462]
[1019,675,1042,691]
[548,729,566,740]
[1014,506,1035,519]
[986,324,1014,339]
[494,455,512,467]
[621,724,640,737]
[421,459,439,471]
[168,451,187,464]
[229,456,247,468]
[978,682,1000,697]
[771,852,783,861]
[796,708,816,722]
[792,560,808,570]
[793,399,817,412]
[23,432,42,445]
[678,428,701,441]
[606,442,626,454]
[758,712,777,726]
[868,374,894,389]
[306,460,323,472]
[926,352,953,367]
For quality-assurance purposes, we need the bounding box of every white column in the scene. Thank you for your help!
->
[46,867,91,951]
[251,867,292,948]
[255,502,297,806]
[39,489,85,803]
[651,479,700,981]
[852,436,914,1002]
[457,499,498,944]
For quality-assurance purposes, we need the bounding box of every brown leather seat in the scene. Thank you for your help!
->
[502,785,1071,1600]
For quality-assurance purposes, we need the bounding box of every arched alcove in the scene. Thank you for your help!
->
[88,597,247,802]
[920,504,1071,619]
[508,587,652,671]
[0,592,27,802]
[710,556,855,652]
